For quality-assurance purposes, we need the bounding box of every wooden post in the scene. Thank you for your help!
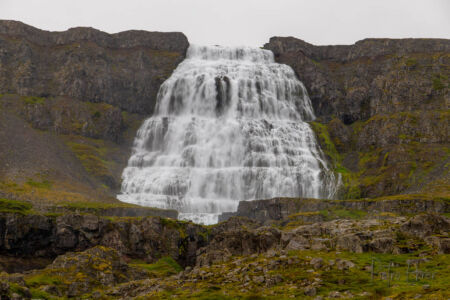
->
[371,258,374,282]
[388,262,392,288]
[407,261,410,282]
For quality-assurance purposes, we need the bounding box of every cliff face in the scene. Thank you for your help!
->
[264,37,449,124]
[0,20,189,114]
[265,37,449,199]
[0,21,188,205]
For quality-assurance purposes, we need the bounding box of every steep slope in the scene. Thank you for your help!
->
[0,21,188,208]
[264,37,449,199]
[0,20,188,114]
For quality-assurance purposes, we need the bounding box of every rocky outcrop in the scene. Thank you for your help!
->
[0,213,206,268]
[219,197,449,223]
[57,205,178,219]
[0,20,189,114]
[0,211,449,298]
[264,37,449,124]
[42,246,148,297]
[0,20,189,200]
[20,96,124,142]
[266,37,449,198]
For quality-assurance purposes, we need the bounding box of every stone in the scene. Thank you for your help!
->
[336,259,356,270]
[310,257,324,269]
[336,234,363,253]
[253,276,265,284]
[285,236,310,250]
[304,286,317,296]
[329,291,342,298]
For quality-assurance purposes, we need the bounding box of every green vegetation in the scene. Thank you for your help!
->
[309,122,339,164]
[66,141,110,179]
[405,58,418,67]
[29,289,55,300]
[309,121,360,199]
[320,208,367,220]
[432,74,448,90]
[130,257,182,277]
[0,198,32,214]
[310,110,449,200]
[26,178,52,189]
[132,250,450,299]
[25,273,63,287]
[22,95,46,105]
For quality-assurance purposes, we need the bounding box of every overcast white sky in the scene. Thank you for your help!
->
[0,0,449,46]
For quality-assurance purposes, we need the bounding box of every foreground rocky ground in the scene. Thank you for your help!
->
[0,197,448,299]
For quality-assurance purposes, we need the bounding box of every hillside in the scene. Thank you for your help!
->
[265,37,449,200]
[0,21,448,300]
[0,20,188,211]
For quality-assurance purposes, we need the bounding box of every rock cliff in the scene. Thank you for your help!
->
[265,37,449,198]
[264,37,449,123]
[0,21,188,204]
[0,20,188,114]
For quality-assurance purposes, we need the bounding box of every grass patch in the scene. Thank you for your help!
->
[22,96,46,105]
[66,141,110,179]
[432,74,447,91]
[25,273,63,287]
[309,120,361,199]
[0,198,32,214]
[320,208,367,220]
[130,257,182,277]
[26,178,52,189]
[141,250,450,299]
[29,288,55,300]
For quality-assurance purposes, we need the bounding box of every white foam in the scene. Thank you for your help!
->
[117,45,337,224]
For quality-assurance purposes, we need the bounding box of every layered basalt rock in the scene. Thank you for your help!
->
[264,37,449,123]
[0,20,189,114]
[264,37,449,198]
[0,213,207,268]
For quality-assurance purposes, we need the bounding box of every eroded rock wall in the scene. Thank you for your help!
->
[0,20,189,114]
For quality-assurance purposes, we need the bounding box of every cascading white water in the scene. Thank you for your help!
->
[118,45,337,224]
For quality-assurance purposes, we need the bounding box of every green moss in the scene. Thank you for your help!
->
[432,74,447,90]
[22,96,46,105]
[139,249,450,299]
[320,208,367,220]
[29,288,55,300]
[405,58,418,67]
[309,122,340,164]
[130,257,182,277]
[26,273,63,287]
[92,111,101,118]
[66,141,109,179]
[309,121,362,199]
[26,178,52,189]
[0,198,32,214]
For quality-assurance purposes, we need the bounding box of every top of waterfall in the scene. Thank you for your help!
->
[187,45,274,63]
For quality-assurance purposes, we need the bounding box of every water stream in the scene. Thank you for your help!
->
[117,45,337,224]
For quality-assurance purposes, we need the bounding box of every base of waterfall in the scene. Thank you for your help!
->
[117,45,337,225]
[117,194,238,225]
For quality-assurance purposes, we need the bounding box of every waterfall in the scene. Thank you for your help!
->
[117,45,337,224]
